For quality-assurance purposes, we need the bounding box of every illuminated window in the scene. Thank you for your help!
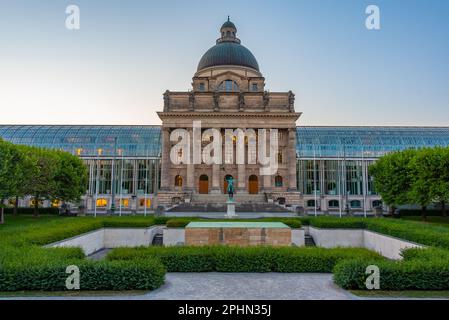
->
[30,199,43,207]
[51,199,60,208]
[97,148,103,156]
[120,199,129,207]
[76,148,82,156]
[175,175,183,187]
[139,198,151,208]
[96,198,108,207]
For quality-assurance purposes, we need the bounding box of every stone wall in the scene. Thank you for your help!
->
[185,227,292,247]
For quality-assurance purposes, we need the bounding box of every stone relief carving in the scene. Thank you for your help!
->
[239,93,245,111]
[213,91,219,111]
[263,91,270,111]
[163,90,170,111]
[288,90,295,112]
[189,92,195,111]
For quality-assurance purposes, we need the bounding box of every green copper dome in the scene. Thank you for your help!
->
[197,42,259,71]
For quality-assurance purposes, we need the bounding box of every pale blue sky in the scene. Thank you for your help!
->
[0,0,448,126]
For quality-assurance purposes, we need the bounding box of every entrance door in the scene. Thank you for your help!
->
[248,175,258,194]
[199,175,209,194]
[223,175,233,194]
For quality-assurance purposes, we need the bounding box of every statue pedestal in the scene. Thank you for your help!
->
[225,200,237,219]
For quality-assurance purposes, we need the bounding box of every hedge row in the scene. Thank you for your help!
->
[333,259,449,290]
[302,217,449,249]
[4,208,60,215]
[107,246,383,273]
[0,258,165,291]
[0,216,163,248]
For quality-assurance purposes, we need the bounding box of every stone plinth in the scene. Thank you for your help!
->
[185,222,291,247]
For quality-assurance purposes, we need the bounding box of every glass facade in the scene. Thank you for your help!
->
[0,125,161,157]
[1,125,449,210]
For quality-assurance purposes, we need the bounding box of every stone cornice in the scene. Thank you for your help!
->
[157,111,302,119]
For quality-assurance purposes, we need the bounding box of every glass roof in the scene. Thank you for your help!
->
[0,125,161,157]
[1,125,449,159]
[296,127,449,158]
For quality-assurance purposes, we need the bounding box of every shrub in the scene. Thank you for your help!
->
[333,259,449,290]
[4,208,60,215]
[107,246,383,273]
[0,258,165,291]
[308,217,367,229]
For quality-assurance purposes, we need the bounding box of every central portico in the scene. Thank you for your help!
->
[157,19,301,207]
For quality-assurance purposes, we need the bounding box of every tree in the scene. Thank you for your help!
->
[410,147,449,219]
[369,149,417,214]
[0,139,24,224]
[53,150,88,206]
[21,147,59,217]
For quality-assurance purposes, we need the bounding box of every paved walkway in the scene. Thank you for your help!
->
[0,273,357,300]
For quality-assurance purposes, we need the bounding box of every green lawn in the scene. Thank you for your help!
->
[402,216,449,227]
[2,214,449,293]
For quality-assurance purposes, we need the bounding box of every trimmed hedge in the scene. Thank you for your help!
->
[4,208,60,215]
[0,258,165,291]
[0,216,166,291]
[303,217,449,249]
[107,246,383,273]
[333,259,449,290]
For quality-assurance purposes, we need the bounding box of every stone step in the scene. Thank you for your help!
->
[152,234,164,246]
[305,235,316,247]
[191,194,266,204]
[167,202,288,213]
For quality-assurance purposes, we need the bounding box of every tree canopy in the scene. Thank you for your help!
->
[369,147,449,219]
[0,139,88,223]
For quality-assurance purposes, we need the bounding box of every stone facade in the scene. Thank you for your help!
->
[185,226,292,247]
[157,19,301,206]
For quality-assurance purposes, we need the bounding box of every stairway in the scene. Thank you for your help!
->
[305,234,316,247]
[152,233,163,246]
[191,193,266,204]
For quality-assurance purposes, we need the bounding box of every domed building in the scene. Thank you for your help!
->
[157,18,302,207]
[2,18,449,215]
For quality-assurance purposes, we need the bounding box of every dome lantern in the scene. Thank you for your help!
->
[197,18,260,72]
[218,16,239,44]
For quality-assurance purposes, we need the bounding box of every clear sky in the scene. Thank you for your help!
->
[0,0,448,126]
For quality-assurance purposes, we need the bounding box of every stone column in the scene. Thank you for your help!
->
[288,128,298,191]
[262,174,272,192]
[160,127,171,191]
[211,164,221,193]
[237,164,247,193]
[186,128,195,192]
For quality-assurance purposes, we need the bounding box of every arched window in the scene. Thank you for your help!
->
[372,200,382,208]
[307,200,316,207]
[218,80,239,92]
[275,175,283,187]
[350,200,362,208]
[174,175,183,187]
[329,200,339,208]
